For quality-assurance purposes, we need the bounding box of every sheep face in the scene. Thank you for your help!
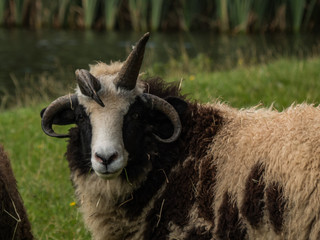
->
[41,33,185,180]
[76,71,143,179]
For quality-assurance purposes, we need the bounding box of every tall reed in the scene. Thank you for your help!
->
[56,0,71,28]
[0,0,6,26]
[228,0,253,32]
[252,0,268,31]
[104,0,121,31]
[37,0,54,28]
[31,0,42,29]
[303,0,317,30]
[12,0,28,26]
[150,0,163,31]
[82,0,99,29]
[216,0,229,32]
[288,0,305,33]
[180,0,200,31]
[128,0,148,31]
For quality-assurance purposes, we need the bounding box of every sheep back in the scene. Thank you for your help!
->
[0,145,34,240]
[211,103,320,239]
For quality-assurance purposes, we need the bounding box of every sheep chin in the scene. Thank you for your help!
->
[95,169,123,180]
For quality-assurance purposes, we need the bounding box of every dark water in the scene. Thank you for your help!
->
[0,29,320,101]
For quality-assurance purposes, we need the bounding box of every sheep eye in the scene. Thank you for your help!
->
[132,113,139,119]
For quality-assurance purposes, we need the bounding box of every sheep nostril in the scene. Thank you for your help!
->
[95,153,104,163]
[108,152,118,164]
[95,152,118,165]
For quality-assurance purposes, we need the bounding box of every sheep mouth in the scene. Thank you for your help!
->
[91,154,127,179]
[94,169,123,179]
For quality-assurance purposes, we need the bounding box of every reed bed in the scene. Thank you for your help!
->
[0,0,319,33]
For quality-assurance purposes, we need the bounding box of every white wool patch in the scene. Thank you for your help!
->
[72,155,167,240]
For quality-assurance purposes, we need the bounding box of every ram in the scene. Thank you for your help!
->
[0,145,34,240]
[41,33,320,240]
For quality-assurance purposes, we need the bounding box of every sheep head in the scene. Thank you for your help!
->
[41,33,186,179]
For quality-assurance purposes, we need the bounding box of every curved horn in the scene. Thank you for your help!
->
[114,32,150,90]
[141,93,182,143]
[75,69,105,107]
[41,94,78,138]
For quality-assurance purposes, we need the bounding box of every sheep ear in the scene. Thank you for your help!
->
[164,97,188,116]
[75,69,105,107]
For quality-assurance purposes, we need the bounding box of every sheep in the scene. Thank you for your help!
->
[0,144,34,240]
[41,32,320,240]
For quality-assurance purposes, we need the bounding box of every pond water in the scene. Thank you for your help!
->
[0,29,319,103]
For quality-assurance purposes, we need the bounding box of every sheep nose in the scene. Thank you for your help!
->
[95,152,118,166]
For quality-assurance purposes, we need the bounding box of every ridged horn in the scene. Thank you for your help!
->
[114,32,150,90]
[75,69,105,107]
[141,93,182,143]
[41,94,78,138]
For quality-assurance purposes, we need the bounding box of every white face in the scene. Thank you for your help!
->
[77,73,144,179]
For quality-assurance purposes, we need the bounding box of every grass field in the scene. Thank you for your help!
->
[0,56,320,239]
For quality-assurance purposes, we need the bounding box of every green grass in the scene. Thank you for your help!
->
[180,57,320,109]
[0,106,91,239]
[0,56,320,239]
[149,56,320,109]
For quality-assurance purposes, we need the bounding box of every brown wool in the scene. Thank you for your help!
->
[0,145,34,240]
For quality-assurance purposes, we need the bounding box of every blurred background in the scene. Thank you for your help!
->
[0,1,320,239]
[1,0,320,108]
[1,0,320,32]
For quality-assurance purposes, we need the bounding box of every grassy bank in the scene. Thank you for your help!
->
[157,56,320,109]
[0,56,320,239]
[177,57,320,109]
